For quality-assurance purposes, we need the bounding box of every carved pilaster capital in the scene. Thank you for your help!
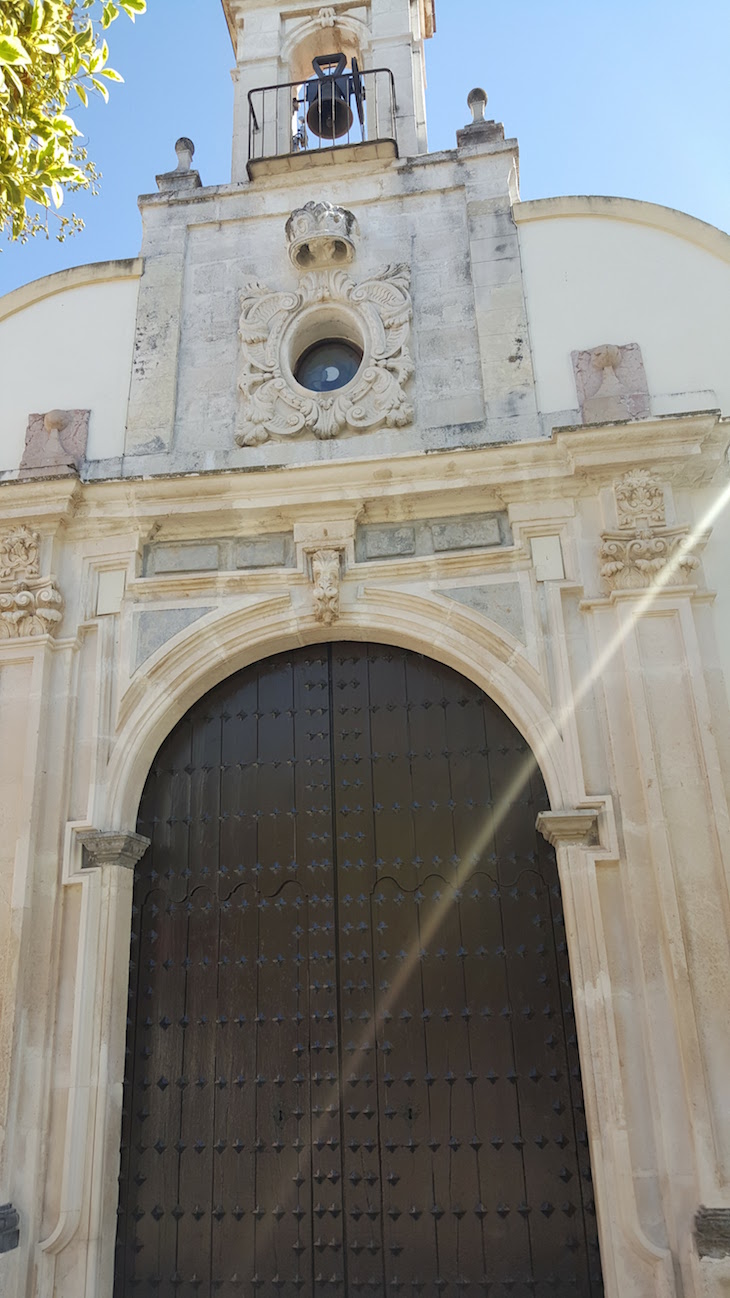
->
[695,1207,730,1259]
[79,831,150,871]
[536,810,599,848]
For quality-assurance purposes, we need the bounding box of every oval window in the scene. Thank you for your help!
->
[295,339,363,392]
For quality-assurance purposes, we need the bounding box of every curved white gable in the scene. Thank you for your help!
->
[514,196,730,422]
[0,260,142,473]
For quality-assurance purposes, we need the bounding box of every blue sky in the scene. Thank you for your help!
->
[2,0,729,296]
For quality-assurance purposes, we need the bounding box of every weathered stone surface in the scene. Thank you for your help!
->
[147,543,220,574]
[236,534,294,568]
[572,342,650,424]
[695,1207,730,1259]
[441,582,526,643]
[134,607,215,668]
[20,409,89,478]
[356,513,509,561]
[432,515,502,552]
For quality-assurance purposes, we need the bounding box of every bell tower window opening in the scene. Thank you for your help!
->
[292,53,366,153]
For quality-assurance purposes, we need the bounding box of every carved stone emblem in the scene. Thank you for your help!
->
[572,342,650,425]
[237,205,414,447]
[615,469,666,530]
[286,201,359,270]
[311,548,342,624]
[20,409,89,478]
[0,525,40,580]
[599,473,700,592]
[0,526,64,639]
[318,7,337,28]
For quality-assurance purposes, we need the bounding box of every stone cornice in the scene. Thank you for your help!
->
[0,258,143,323]
[0,412,724,532]
[513,195,730,264]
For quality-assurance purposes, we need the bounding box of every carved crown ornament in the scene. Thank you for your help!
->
[599,470,702,593]
[0,526,64,639]
[237,202,414,447]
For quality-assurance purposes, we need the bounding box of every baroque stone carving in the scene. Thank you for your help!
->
[0,525,40,579]
[572,342,650,425]
[237,205,414,446]
[599,473,700,592]
[0,526,64,639]
[20,409,89,478]
[318,6,337,27]
[286,201,359,269]
[311,548,342,624]
[615,468,666,530]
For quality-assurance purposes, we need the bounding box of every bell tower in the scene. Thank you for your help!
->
[223,0,436,181]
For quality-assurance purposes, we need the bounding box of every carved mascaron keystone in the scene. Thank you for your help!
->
[0,527,64,639]
[599,471,701,592]
[237,204,414,446]
[311,548,343,625]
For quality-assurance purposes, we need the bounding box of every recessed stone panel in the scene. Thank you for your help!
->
[134,607,215,669]
[147,544,220,575]
[432,515,502,552]
[236,534,295,569]
[441,582,526,644]
[356,512,510,561]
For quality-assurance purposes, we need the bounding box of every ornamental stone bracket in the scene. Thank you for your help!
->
[79,831,151,872]
[309,547,344,625]
[536,809,600,848]
[236,201,414,446]
[599,469,703,593]
[0,525,64,639]
[695,1207,730,1259]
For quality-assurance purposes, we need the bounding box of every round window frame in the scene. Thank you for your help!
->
[294,338,364,394]
[281,303,368,398]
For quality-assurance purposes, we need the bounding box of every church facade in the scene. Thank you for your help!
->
[1,3,730,1296]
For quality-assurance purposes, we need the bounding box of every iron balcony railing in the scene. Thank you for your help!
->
[247,66,397,174]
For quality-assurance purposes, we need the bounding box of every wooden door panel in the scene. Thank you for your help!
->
[115,645,604,1298]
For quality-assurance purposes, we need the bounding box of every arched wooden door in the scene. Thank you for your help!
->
[115,644,604,1298]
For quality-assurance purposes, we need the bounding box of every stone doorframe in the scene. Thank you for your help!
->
[38,596,680,1297]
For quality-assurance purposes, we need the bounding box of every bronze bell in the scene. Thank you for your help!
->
[305,53,354,141]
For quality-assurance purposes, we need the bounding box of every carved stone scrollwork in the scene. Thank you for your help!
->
[311,548,343,624]
[237,204,414,446]
[0,526,64,639]
[599,471,701,592]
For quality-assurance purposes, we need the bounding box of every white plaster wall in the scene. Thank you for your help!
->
[0,274,140,471]
[515,202,730,420]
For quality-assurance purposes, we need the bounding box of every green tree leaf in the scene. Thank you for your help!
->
[0,0,145,242]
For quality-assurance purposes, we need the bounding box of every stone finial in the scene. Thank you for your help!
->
[156,138,202,193]
[175,137,195,172]
[285,201,360,270]
[467,87,488,125]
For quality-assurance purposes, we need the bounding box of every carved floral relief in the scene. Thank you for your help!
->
[599,470,701,592]
[0,526,64,639]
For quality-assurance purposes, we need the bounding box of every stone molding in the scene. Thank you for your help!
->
[310,547,344,624]
[695,1207,730,1259]
[0,525,64,639]
[536,809,600,847]
[79,830,150,871]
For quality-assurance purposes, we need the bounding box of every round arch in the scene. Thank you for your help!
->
[104,594,573,835]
